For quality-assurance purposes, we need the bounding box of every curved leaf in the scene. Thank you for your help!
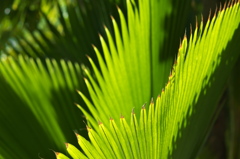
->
[0,55,87,158]
[62,1,240,159]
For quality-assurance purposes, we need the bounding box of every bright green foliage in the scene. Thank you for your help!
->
[0,0,127,158]
[55,151,70,159]
[0,55,86,158]
[79,0,172,125]
[63,1,240,159]
[170,3,240,158]
[63,101,158,159]
[0,0,240,158]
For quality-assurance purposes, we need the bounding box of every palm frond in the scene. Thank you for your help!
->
[0,0,127,158]
[0,55,87,158]
[79,0,173,125]
[1,0,125,64]
[62,1,240,158]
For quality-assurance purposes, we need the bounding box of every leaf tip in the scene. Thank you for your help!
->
[98,33,103,39]
[116,6,120,11]
[65,143,69,148]
[54,152,60,157]
[142,103,146,109]
[85,54,90,59]
[110,15,115,21]
[76,89,80,94]
[86,125,92,132]
[98,121,103,125]
[150,97,154,104]
[103,25,108,32]
[184,30,187,39]
[50,149,59,157]
[91,44,96,48]
[162,88,165,94]
[77,90,84,97]
[74,102,78,106]
[132,107,135,114]
[74,132,80,138]
[195,16,198,29]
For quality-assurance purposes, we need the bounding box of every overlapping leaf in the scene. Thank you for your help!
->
[0,0,127,158]
[1,0,125,64]
[77,0,173,126]
[60,1,240,159]
[0,55,87,158]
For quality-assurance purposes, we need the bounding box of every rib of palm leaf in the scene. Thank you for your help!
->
[0,56,87,158]
[171,20,240,159]
[165,3,240,158]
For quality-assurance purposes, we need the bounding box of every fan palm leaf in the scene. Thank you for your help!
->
[0,0,240,158]
[0,0,127,158]
[59,0,240,158]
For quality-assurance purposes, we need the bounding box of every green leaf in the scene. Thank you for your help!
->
[171,2,240,158]
[63,1,240,159]
[66,143,87,159]
[1,0,126,65]
[0,55,87,158]
[81,0,173,126]
[55,152,70,159]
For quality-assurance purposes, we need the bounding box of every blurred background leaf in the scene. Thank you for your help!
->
[0,0,127,158]
[0,0,239,158]
[0,55,89,158]
[0,0,127,64]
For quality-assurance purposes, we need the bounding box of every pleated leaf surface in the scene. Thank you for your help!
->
[62,1,240,159]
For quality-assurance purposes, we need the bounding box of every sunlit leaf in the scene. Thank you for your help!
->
[63,1,240,159]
